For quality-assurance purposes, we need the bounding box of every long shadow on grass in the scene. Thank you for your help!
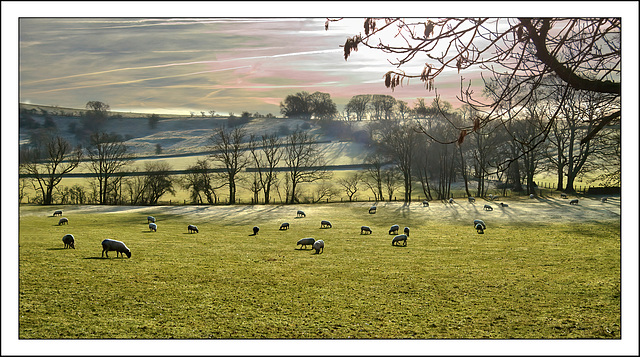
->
[46,247,67,251]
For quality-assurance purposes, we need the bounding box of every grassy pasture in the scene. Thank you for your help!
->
[18,201,620,339]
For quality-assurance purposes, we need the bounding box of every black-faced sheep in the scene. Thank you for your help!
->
[188,224,199,233]
[297,210,306,218]
[560,193,568,199]
[473,219,486,234]
[369,206,377,214]
[279,222,290,230]
[422,200,429,207]
[297,237,315,249]
[149,222,157,232]
[570,199,579,205]
[403,227,410,236]
[62,234,75,249]
[388,224,399,235]
[361,226,372,234]
[101,239,131,258]
[58,217,69,225]
[448,198,454,204]
[499,202,509,207]
[468,197,475,203]
[53,210,63,217]
[392,234,408,246]
[483,204,493,211]
[475,223,485,234]
[320,220,332,229]
[147,216,156,223]
[252,226,260,235]
[312,239,325,254]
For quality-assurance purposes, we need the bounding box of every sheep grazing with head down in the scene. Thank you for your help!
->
[297,237,315,249]
[392,234,408,246]
[474,219,486,234]
[147,216,156,223]
[58,217,69,225]
[369,206,377,214]
[483,204,493,211]
[320,220,332,229]
[388,224,399,235]
[279,222,290,230]
[422,200,429,207]
[149,222,157,232]
[468,197,475,203]
[252,226,260,235]
[312,239,325,254]
[188,224,199,233]
[403,227,410,236]
[499,202,509,207]
[297,210,306,218]
[569,199,579,205]
[53,210,63,217]
[448,198,454,204]
[101,239,131,258]
[62,234,75,249]
[560,193,568,199]
[361,226,372,234]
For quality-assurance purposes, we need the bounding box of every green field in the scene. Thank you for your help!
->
[18,201,620,339]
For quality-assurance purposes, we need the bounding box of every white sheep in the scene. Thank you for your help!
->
[279,222,290,230]
[448,198,454,204]
[101,239,131,258]
[149,222,157,232]
[529,194,535,199]
[388,224,399,235]
[320,220,332,229]
[369,206,377,214]
[483,204,493,211]
[361,226,372,234]
[392,234,408,246]
[297,237,315,249]
[468,197,475,203]
[188,224,199,233]
[560,193,568,199]
[570,199,579,205]
[403,227,410,236]
[474,219,486,234]
[312,239,325,254]
[147,216,156,223]
[62,234,75,249]
[422,200,429,207]
[53,210,63,217]
[58,217,69,225]
[297,210,306,218]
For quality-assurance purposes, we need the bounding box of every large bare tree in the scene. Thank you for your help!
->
[248,133,283,204]
[86,132,130,205]
[209,126,248,204]
[283,129,330,203]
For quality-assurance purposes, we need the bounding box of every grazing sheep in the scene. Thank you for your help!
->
[422,200,429,207]
[475,223,485,234]
[392,234,408,246]
[101,239,131,258]
[483,204,493,211]
[187,224,199,233]
[448,198,454,204]
[388,224,399,235]
[312,239,325,254]
[279,222,290,230]
[297,237,315,249]
[62,234,75,249]
[570,199,579,205]
[53,210,63,217]
[499,202,509,207]
[147,216,156,223]
[361,226,372,234]
[560,193,568,199]
[473,219,486,230]
[320,220,332,229]
[253,226,260,235]
[468,197,475,203]
[369,206,377,214]
[148,222,157,232]
[529,194,535,199]
[297,210,306,218]
[403,227,410,236]
[58,217,69,225]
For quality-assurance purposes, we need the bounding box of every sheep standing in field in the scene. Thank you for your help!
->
[369,206,377,214]
[560,193,568,199]
[483,204,493,211]
[58,217,69,225]
[297,237,315,249]
[422,200,429,207]
[569,199,579,205]
[499,202,509,207]
[187,224,199,233]
[62,234,75,249]
[53,210,63,217]
[392,234,408,246]
[148,222,157,232]
[279,222,290,230]
[529,194,535,199]
[252,226,260,235]
[101,239,131,258]
[448,198,455,204]
[468,197,475,203]
[474,219,486,234]
[361,226,372,234]
[312,239,325,254]
[403,227,410,236]
[388,224,399,235]
[297,210,306,218]
[320,220,332,229]
[147,216,156,223]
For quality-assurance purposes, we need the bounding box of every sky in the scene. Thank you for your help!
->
[15,10,483,116]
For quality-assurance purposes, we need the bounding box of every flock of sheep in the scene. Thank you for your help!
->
[53,192,605,258]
